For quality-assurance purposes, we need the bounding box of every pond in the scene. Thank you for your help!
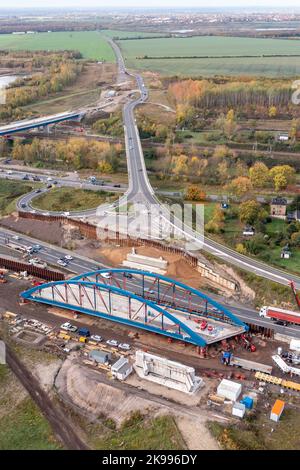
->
[0,75,19,89]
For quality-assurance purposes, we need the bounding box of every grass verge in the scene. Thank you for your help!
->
[32,187,118,212]
[208,406,300,450]
[87,412,186,450]
[0,179,34,215]
[0,397,62,450]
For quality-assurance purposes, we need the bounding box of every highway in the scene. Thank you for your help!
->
[1,37,300,316]
[0,169,125,218]
[2,39,299,291]
[109,38,300,291]
[1,226,300,339]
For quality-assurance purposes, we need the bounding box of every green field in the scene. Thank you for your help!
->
[209,406,300,450]
[0,179,34,215]
[88,413,186,450]
[101,29,164,39]
[0,396,61,450]
[32,187,118,212]
[119,35,300,77]
[0,31,115,61]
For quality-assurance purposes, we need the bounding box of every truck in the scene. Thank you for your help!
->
[229,356,272,374]
[222,352,272,374]
[259,306,300,326]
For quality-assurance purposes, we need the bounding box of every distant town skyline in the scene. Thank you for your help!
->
[2,1,300,11]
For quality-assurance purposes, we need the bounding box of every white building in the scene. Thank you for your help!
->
[111,356,133,381]
[134,350,204,394]
[232,402,246,418]
[217,379,242,401]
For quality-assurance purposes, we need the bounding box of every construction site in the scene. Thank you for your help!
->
[1,247,300,450]
[0,222,300,450]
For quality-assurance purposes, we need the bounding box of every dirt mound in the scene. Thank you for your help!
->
[99,245,203,289]
[55,359,156,425]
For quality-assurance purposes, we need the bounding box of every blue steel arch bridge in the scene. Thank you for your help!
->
[21,269,248,347]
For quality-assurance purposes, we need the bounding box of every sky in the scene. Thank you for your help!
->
[2,0,300,10]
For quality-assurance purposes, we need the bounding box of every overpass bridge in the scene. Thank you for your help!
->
[21,269,248,348]
[0,110,84,136]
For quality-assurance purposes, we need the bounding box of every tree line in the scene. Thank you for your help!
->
[0,51,83,120]
[168,78,297,117]
[11,138,123,173]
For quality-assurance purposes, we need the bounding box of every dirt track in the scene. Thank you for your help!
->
[4,343,88,450]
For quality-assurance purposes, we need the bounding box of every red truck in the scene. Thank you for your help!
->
[259,306,300,326]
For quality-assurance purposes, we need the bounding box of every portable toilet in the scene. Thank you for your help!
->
[270,400,285,422]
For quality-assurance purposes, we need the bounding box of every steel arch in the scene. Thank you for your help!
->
[20,279,208,347]
[71,268,248,330]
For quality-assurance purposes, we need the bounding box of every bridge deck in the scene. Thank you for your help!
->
[0,111,83,136]
[30,282,244,346]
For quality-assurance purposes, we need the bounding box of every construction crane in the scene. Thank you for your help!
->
[290,281,300,311]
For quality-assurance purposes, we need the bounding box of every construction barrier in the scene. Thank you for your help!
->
[255,371,300,392]
[0,255,65,282]
[17,211,238,291]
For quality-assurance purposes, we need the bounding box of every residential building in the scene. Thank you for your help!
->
[243,226,255,237]
[270,197,287,219]
[287,209,300,222]
[281,244,292,259]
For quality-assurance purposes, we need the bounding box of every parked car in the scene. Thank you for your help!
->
[60,322,77,333]
[77,327,90,337]
[90,335,102,343]
[106,339,119,347]
[118,343,131,351]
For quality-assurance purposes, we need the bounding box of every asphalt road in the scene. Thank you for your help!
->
[109,39,300,291]
[2,39,300,291]
[1,226,300,339]
[0,169,125,218]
